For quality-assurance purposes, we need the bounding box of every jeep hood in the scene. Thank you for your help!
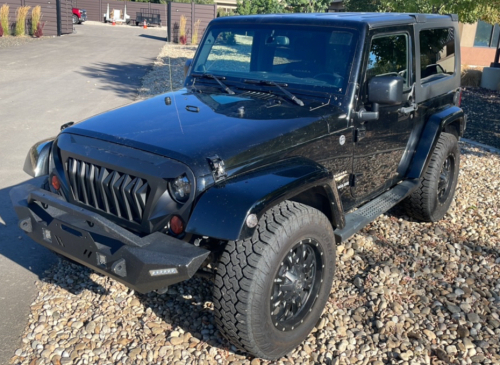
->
[63,89,346,175]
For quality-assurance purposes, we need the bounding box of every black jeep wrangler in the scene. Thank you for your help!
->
[11,12,465,359]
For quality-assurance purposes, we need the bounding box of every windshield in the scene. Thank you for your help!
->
[192,24,358,93]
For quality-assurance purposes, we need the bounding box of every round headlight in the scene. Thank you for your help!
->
[168,175,191,203]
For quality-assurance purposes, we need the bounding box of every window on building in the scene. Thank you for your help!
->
[474,21,500,48]
[420,28,455,83]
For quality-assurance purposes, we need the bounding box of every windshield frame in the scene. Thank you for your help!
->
[188,22,361,97]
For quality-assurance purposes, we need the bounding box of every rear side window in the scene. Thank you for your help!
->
[420,28,455,83]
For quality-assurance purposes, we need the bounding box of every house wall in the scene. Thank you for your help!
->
[459,21,497,66]
[461,47,496,67]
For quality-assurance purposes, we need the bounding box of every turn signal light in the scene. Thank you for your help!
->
[51,175,61,190]
[170,215,184,235]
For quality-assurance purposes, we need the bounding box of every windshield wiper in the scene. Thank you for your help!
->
[191,73,235,95]
[243,79,304,107]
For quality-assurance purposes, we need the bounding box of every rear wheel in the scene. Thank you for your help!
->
[213,201,335,360]
[404,132,459,221]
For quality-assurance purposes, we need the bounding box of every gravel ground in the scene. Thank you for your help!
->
[0,35,49,49]
[462,87,500,149]
[137,43,196,99]
[8,44,500,365]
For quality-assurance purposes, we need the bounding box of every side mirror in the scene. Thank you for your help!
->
[355,76,404,122]
[368,75,404,105]
[184,59,193,79]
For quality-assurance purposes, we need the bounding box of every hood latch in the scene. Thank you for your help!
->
[207,155,227,182]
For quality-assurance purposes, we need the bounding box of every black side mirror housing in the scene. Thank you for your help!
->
[184,59,193,79]
[368,75,404,105]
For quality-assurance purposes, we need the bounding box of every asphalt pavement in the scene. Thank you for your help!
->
[0,22,166,363]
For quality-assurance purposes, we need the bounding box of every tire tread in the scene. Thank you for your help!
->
[213,201,326,358]
[404,132,459,221]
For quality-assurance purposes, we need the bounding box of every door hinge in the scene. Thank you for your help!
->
[354,127,366,143]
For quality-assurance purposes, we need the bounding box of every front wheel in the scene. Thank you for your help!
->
[72,14,79,25]
[404,132,460,221]
[213,201,335,360]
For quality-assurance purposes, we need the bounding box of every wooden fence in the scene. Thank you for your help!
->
[169,2,215,44]
[74,0,216,43]
[2,0,74,36]
[1,0,216,39]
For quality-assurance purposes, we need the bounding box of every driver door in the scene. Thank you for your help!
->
[351,29,415,204]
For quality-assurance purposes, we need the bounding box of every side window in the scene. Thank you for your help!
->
[367,34,409,86]
[420,28,455,83]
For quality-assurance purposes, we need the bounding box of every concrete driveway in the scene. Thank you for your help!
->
[0,23,166,363]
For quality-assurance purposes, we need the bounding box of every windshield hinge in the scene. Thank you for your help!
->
[207,155,227,182]
[349,173,363,187]
[354,126,366,143]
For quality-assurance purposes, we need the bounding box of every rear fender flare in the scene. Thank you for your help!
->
[406,106,465,179]
[185,158,344,241]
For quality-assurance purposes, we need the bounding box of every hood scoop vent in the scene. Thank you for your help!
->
[240,91,275,100]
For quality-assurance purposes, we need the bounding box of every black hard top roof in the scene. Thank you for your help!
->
[212,12,458,28]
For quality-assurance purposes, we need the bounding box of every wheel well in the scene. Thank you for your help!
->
[288,187,334,227]
[444,120,461,139]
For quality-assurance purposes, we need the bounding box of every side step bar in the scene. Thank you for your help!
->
[334,179,420,243]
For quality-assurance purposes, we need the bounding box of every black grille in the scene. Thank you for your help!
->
[67,158,149,223]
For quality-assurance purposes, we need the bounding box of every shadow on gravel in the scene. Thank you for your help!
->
[137,278,232,348]
[76,60,155,99]
[462,87,500,149]
[0,181,57,277]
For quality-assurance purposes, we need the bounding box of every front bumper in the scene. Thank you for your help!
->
[80,10,87,22]
[10,177,209,293]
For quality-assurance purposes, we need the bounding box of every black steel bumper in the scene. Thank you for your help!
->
[10,177,209,293]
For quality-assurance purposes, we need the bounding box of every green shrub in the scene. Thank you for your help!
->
[15,6,30,36]
[31,5,41,36]
[192,19,200,44]
[0,4,9,36]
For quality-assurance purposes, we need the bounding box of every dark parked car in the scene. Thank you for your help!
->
[11,13,465,359]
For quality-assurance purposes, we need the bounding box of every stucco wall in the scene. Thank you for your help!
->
[461,46,496,66]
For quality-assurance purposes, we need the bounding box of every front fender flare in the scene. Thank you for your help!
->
[406,106,465,179]
[186,158,344,241]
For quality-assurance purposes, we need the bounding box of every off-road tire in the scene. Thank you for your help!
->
[404,132,459,221]
[213,201,335,360]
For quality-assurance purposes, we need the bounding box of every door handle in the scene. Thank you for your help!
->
[399,102,417,116]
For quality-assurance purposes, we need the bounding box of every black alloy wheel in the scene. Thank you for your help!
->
[270,239,323,331]
[438,155,455,204]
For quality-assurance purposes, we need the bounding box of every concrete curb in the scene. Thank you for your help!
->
[460,138,500,155]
